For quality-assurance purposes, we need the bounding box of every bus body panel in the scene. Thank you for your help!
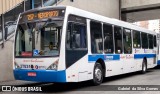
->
[13,6,157,83]
[14,69,66,82]
[65,55,91,82]
[14,58,58,70]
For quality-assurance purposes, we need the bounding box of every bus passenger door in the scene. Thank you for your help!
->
[105,26,124,76]
[122,29,134,73]
[65,18,88,82]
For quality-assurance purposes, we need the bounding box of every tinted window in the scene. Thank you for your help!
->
[34,0,42,8]
[66,22,87,49]
[114,26,122,54]
[90,21,103,54]
[141,33,148,49]
[133,31,141,48]
[65,15,88,69]
[25,0,32,10]
[154,35,157,47]
[123,29,132,54]
[148,34,153,49]
[43,0,61,7]
[103,24,114,53]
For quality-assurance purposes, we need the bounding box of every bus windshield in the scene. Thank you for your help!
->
[15,20,63,57]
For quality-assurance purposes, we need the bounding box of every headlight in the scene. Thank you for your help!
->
[14,62,21,69]
[47,60,58,70]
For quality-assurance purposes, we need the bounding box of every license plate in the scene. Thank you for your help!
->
[28,72,36,77]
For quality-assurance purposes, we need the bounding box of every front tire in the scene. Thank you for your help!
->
[92,63,103,85]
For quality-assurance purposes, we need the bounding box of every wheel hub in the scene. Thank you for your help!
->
[143,64,146,71]
[95,68,102,81]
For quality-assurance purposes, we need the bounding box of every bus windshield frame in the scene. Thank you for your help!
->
[14,9,65,58]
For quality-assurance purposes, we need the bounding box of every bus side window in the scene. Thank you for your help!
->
[123,28,132,54]
[90,21,103,54]
[141,32,148,49]
[114,26,122,54]
[154,35,157,47]
[66,22,87,49]
[148,34,153,49]
[103,24,114,53]
[133,30,141,48]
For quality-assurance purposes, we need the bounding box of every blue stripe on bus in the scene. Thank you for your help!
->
[14,69,66,82]
[134,54,156,59]
[88,54,120,62]
[157,60,160,65]
[88,54,156,62]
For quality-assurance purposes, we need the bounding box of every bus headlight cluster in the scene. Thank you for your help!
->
[47,60,58,70]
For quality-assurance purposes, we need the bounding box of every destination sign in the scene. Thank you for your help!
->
[20,9,65,22]
[27,11,59,21]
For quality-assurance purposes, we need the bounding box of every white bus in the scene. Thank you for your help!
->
[13,6,157,85]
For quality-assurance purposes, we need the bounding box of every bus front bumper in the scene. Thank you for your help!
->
[13,69,66,82]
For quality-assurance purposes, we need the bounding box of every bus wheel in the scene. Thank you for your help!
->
[141,59,147,74]
[92,63,103,85]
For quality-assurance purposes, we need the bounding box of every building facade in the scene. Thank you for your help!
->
[0,0,22,14]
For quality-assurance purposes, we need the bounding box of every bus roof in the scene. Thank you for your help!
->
[65,6,156,35]
[21,6,156,35]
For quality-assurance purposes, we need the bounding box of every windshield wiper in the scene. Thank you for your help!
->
[35,19,52,44]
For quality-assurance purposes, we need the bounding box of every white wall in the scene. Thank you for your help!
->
[124,9,160,22]
[58,0,120,19]
[0,37,14,82]
[122,0,160,9]
[121,0,160,22]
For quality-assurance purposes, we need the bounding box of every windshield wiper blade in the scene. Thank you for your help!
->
[35,20,50,44]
